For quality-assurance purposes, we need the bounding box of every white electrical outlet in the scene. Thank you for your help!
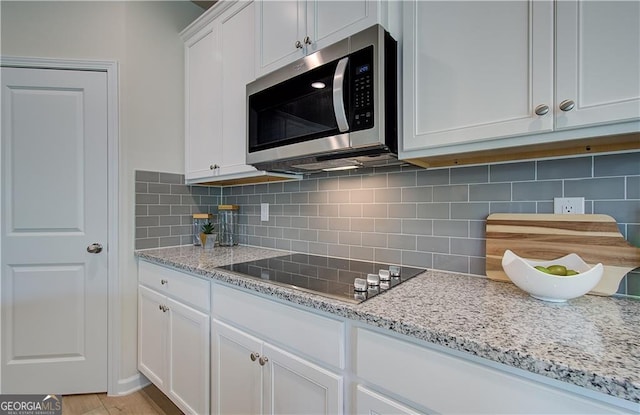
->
[260,203,269,221]
[554,197,585,214]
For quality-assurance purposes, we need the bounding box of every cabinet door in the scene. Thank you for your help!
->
[402,0,554,154]
[356,385,421,415]
[167,298,210,415]
[219,1,259,177]
[184,21,223,181]
[138,285,167,390]
[263,343,343,415]
[256,0,306,77]
[555,0,640,129]
[211,319,262,415]
[306,0,378,55]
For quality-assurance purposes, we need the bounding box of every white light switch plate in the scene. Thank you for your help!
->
[260,203,269,221]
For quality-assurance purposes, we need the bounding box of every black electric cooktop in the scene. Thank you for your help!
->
[216,253,425,304]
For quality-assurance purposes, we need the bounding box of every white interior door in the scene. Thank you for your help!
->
[1,66,108,394]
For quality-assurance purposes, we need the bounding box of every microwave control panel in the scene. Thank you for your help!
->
[350,46,374,131]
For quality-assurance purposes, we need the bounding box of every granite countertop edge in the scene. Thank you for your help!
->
[135,246,640,405]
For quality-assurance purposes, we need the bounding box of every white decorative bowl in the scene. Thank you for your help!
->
[501,250,603,302]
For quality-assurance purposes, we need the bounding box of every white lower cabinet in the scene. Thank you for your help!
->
[138,261,210,415]
[212,319,343,415]
[138,285,168,390]
[264,342,342,414]
[211,284,344,415]
[355,327,633,414]
[211,319,262,415]
[137,262,635,414]
[356,385,421,415]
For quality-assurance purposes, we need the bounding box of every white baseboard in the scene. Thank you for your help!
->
[109,373,150,396]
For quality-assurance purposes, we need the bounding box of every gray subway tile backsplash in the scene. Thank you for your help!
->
[512,180,562,201]
[565,177,625,200]
[627,177,640,199]
[135,150,640,296]
[135,170,159,182]
[450,165,488,184]
[489,161,535,182]
[135,170,221,250]
[433,184,469,202]
[594,153,640,177]
[537,156,592,180]
[469,183,511,201]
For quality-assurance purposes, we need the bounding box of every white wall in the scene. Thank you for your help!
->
[1,0,203,393]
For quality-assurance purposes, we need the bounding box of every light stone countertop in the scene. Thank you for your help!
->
[136,244,640,406]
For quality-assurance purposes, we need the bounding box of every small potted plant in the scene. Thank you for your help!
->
[199,221,216,249]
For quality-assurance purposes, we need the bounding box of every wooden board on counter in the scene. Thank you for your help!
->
[485,213,640,295]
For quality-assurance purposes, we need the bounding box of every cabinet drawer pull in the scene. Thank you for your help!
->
[295,40,303,49]
[250,352,260,362]
[559,99,575,112]
[259,356,269,366]
[210,164,220,170]
[303,36,312,45]
[534,104,549,116]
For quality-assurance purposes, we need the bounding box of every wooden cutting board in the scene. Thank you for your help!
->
[485,213,640,296]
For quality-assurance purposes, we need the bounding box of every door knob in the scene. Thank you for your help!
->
[87,243,103,254]
[295,40,303,49]
[258,356,269,366]
[303,36,312,45]
[250,352,260,362]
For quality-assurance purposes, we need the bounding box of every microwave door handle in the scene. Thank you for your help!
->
[333,57,349,133]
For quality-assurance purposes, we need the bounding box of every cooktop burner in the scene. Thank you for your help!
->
[216,253,425,304]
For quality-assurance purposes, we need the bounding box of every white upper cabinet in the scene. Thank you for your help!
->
[182,1,299,185]
[401,0,640,159]
[255,0,384,77]
[218,1,260,176]
[184,20,222,182]
[555,0,640,129]
[256,0,306,76]
[402,0,554,153]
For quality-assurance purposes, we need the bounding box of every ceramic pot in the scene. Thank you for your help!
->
[200,233,216,249]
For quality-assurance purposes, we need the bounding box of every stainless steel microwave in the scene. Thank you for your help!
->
[246,25,397,173]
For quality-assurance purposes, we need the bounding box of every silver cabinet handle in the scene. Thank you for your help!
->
[210,164,219,170]
[303,36,312,45]
[160,279,168,285]
[159,304,163,311]
[534,104,549,116]
[87,243,103,254]
[258,356,269,366]
[250,352,259,362]
[295,40,303,49]
[158,304,168,312]
[559,99,575,112]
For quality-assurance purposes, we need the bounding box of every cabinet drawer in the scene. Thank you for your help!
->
[212,283,345,369]
[356,328,628,414]
[139,261,210,312]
